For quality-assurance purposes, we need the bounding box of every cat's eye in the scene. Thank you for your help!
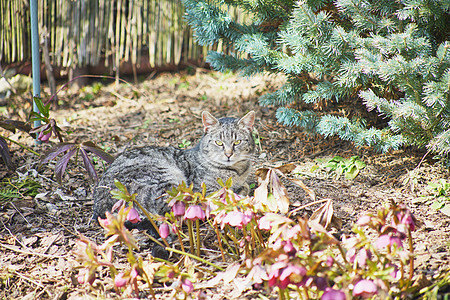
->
[234,140,241,145]
[215,140,223,146]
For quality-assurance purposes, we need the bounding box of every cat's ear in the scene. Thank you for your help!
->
[202,111,219,132]
[238,111,255,130]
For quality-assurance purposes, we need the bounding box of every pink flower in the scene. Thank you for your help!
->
[111,199,125,212]
[258,215,272,230]
[77,268,95,285]
[181,278,194,293]
[401,211,415,231]
[184,205,205,221]
[38,130,52,143]
[346,247,356,263]
[222,211,246,228]
[268,262,306,289]
[353,279,377,298]
[172,201,186,217]
[283,240,296,256]
[278,265,307,288]
[387,264,400,280]
[126,207,141,223]
[268,261,287,288]
[325,256,334,267]
[356,248,372,267]
[357,215,371,226]
[159,223,170,239]
[375,235,403,249]
[114,272,127,287]
[322,288,346,300]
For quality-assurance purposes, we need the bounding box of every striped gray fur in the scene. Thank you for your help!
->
[92,111,256,219]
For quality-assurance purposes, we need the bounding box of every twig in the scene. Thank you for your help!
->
[13,271,52,298]
[1,219,29,248]
[0,242,66,259]
[166,247,224,272]
[288,198,330,217]
[8,202,31,225]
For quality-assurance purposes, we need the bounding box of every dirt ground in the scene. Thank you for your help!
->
[0,69,449,299]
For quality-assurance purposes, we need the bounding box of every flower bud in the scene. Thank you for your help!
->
[181,278,194,293]
[114,272,127,287]
[126,207,141,224]
[172,201,186,217]
[159,223,170,239]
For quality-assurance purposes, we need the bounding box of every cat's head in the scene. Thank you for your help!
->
[200,111,256,166]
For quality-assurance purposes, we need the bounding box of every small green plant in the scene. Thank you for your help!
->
[29,97,64,143]
[178,139,192,149]
[80,82,103,101]
[314,155,366,179]
[424,179,450,216]
[178,82,190,90]
[0,176,41,202]
[168,118,180,123]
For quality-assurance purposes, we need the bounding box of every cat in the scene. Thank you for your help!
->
[92,111,256,220]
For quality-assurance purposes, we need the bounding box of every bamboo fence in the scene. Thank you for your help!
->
[0,0,246,71]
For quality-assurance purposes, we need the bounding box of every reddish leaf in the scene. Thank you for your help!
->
[29,123,50,134]
[0,119,32,134]
[41,143,76,164]
[55,147,77,184]
[275,163,296,174]
[81,141,114,164]
[289,178,316,201]
[270,170,290,214]
[79,147,98,182]
[310,199,334,229]
[0,137,14,170]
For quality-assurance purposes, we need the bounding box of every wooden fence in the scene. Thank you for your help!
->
[0,0,245,72]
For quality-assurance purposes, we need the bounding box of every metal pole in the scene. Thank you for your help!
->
[30,0,42,141]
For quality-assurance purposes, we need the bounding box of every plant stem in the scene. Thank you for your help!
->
[196,219,201,257]
[132,198,170,248]
[211,221,226,262]
[1,135,40,156]
[407,229,414,283]
[166,247,224,271]
[187,219,195,254]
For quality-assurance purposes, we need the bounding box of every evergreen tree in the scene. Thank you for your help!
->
[183,0,450,157]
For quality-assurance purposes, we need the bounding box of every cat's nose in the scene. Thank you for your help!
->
[225,152,233,158]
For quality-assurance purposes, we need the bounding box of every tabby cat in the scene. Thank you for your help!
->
[92,111,256,219]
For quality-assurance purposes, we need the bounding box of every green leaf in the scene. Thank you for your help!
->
[310,165,320,172]
[114,179,128,193]
[330,156,345,162]
[440,204,450,217]
[345,165,359,179]
[33,97,50,118]
[355,159,366,169]
[225,177,233,188]
[431,200,444,210]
